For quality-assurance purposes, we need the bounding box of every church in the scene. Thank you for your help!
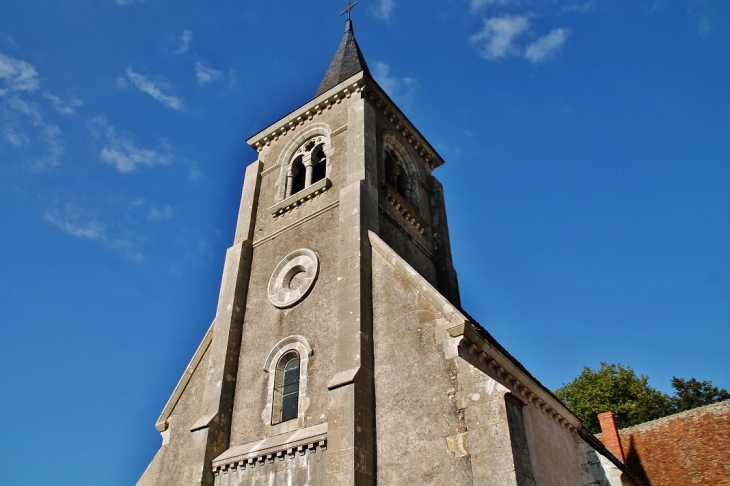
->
[137,14,640,486]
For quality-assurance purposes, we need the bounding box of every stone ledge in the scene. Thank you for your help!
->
[384,184,427,235]
[212,423,328,473]
[269,178,331,217]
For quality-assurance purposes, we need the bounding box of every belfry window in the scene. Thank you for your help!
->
[290,157,306,195]
[385,147,418,210]
[285,137,328,198]
[272,351,300,424]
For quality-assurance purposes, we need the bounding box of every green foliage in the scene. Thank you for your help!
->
[555,363,730,433]
[670,377,730,413]
[554,363,672,433]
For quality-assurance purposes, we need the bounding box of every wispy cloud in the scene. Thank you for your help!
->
[43,92,83,115]
[470,0,516,12]
[176,30,192,54]
[525,28,568,62]
[470,15,530,60]
[372,61,419,105]
[372,0,395,21]
[90,117,172,173]
[195,62,223,85]
[5,95,64,169]
[561,0,598,14]
[44,199,145,261]
[115,0,145,5]
[147,205,172,221]
[651,0,715,36]
[44,202,105,240]
[123,67,184,110]
[3,126,27,146]
[0,51,40,95]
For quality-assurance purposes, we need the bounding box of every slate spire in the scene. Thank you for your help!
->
[315,19,370,97]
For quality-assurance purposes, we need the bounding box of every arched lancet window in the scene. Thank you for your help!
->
[311,145,327,184]
[272,351,300,424]
[290,157,306,195]
[285,137,328,198]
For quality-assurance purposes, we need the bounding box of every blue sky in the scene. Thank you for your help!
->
[1,1,728,484]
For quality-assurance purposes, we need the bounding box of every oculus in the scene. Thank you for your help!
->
[268,248,319,308]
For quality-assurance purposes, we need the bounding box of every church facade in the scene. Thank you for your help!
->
[137,20,638,486]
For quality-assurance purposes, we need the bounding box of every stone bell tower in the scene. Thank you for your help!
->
[138,14,636,486]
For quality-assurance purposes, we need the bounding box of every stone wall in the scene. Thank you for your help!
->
[137,346,212,485]
[371,248,473,485]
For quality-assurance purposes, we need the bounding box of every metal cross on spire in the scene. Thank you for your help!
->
[340,0,359,20]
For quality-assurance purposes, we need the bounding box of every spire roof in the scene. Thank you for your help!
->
[315,20,370,98]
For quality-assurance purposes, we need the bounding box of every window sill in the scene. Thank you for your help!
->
[384,184,427,234]
[269,178,331,217]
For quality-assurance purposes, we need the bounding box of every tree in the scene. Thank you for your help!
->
[554,363,672,433]
[555,364,730,433]
[670,377,730,413]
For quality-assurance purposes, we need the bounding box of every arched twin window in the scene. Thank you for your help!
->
[285,138,328,198]
[272,351,300,424]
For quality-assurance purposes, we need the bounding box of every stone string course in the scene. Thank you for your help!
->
[213,439,326,476]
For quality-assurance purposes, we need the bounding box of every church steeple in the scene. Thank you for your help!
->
[315,19,370,97]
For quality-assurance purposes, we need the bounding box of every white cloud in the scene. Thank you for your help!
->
[372,61,419,105]
[5,95,64,169]
[525,28,568,62]
[43,198,146,261]
[147,205,172,221]
[195,62,223,85]
[92,119,171,173]
[44,203,105,240]
[43,92,83,115]
[561,0,598,14]
[470,15,530,60]
[176,30,192,54]
[0,51,40,94]
[372,0,395,20]
[470,0,515,12]
[3,127,26,146]
[124,67,184,110]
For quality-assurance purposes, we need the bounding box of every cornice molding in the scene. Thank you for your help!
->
[212,423,327,474]
[447,322,582,436]
[246,72,445,170]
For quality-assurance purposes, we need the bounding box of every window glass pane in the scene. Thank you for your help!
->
[284,368,299,386]
[282,393,298,422]
[284,357,299,371]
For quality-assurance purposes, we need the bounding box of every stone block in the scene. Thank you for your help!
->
[464,399,506,430]
[471,447,516,479]
[466,421,512,455]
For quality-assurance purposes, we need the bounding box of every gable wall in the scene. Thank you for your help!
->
[149,345,212,485]
[371,249,473,484]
